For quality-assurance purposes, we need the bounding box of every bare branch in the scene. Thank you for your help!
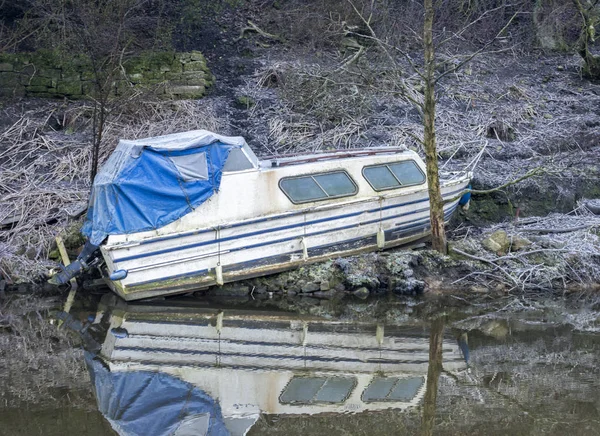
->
[435,11,522,84]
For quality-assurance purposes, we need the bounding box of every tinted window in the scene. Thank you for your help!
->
[280,171,357,204]
[314,172,357,197]
[363,166,398,190]
[389,161,426,185]
[280,377,325,404]
[280,377,356,404]
[363,160,425,191]
[280,177,326,202]
[362,377,424,402]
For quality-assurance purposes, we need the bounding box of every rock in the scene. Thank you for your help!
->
[300,296,320,306]
[486,120,515,141]
[312,290,336,299]
[168,85,206,99]
[212,285,249,296]
[585,199,600,215]
[353,287,370,299]
[510,235,532,251]
[301,282,320,293]
[482,237,502,253]
[393,279,425,295]
[319,280,330,291]
[482,230,510,254]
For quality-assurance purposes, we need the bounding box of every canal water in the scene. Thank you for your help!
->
[2,292,600,436]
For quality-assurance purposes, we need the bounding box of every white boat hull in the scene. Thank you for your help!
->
[102,178,469,300]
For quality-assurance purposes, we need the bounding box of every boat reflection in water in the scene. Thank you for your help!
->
[86,296,467,436]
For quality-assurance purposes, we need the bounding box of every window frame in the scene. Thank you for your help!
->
[361,376,424,403]
[361,160,426,192]
[279,170,359,204]
[279,376,357,405]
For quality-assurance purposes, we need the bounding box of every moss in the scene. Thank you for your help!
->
[60,222,86,250]
[56,81,83,96]
[235,95,255,109]
[470,194,512,223]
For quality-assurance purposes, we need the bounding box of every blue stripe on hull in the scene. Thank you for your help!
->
[127,204,457,289]
[129,185,463,247]
[114,188,464,263]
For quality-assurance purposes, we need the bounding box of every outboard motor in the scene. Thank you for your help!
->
[49,241,101,285]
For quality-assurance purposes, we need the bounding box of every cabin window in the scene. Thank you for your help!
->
[279,377,356,404]
[169,152,208,182]
[361,377,424,402]
[362,160,425,191]
[223,147,255,172]
[279,171,358,204]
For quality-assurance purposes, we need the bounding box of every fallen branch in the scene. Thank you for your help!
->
[443,167,546,205]
[237,20,284,43]
[450,247,519,287]
[522,225,592,234]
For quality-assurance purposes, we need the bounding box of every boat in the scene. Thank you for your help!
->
[50,130,471,300]
[82,297,467,435]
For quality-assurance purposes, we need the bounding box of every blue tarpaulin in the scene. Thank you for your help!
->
[85,352,230,436]
[82,130,246,245]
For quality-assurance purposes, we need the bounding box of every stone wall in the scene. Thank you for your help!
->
[0,50,213,99]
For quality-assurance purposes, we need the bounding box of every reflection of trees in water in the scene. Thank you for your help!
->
[432,331,600,435]
[421,317,444,436]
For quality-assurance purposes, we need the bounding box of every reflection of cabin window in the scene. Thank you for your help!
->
[361,377,424,402]
[362,161,425,191]
[169,152,208,182]
[279,377,356,404]
[279,171,358,204]
[223,147,255,172]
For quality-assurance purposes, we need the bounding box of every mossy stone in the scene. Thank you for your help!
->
[184,61,208,72]
[56,81,83,96]
[28,76,53,87]
[0,72,21,87]
[26,85,50,93]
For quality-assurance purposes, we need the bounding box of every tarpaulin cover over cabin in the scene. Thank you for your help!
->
[82,130,246,245]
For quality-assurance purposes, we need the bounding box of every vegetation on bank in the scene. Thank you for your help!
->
[0,0,599,292]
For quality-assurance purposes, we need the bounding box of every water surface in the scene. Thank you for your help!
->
[3,293,600,435]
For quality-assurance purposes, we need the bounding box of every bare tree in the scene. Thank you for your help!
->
[349,1,520,254]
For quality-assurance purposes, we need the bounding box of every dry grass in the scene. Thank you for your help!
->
[0,98,224,283]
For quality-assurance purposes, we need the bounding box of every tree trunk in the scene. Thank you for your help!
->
[421,316,445,436]
[423,0,447,254]
[573,0,600,79]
